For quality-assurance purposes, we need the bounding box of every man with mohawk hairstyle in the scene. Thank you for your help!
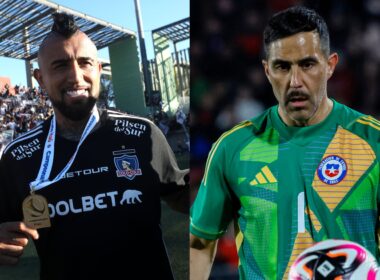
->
[0,12,188,280]
[51,12,79,36]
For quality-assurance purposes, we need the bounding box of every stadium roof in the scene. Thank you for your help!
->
[152,18,189,44]
[0,0,135,60]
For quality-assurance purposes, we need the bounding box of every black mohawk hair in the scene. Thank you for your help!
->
[51,12,79,37]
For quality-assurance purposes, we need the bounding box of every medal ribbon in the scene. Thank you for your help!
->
[30,107,100,192]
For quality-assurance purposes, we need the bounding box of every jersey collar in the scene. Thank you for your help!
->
[270,99,343,146]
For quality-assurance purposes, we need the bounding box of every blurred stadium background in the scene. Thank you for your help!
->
[191,0,380,279]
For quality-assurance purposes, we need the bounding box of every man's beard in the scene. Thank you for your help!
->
[52,96,97,121]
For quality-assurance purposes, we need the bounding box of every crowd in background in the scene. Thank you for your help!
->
[191,0,380,278]
[0,85,53,155]
[0,82,190,156]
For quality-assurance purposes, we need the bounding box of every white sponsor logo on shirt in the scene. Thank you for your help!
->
[11,138,41,160]
[62,166,109,179]
[48,189,143,218]
[114,119,146,137]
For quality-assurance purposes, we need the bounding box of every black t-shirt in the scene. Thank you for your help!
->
[0,108,188,280]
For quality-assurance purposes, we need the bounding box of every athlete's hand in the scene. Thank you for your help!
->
[0,222,39,265]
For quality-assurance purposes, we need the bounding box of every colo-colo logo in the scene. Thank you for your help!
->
[114,119,146,137]
[11,139,41,160]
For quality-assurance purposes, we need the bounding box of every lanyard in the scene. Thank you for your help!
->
[30,107,100,192]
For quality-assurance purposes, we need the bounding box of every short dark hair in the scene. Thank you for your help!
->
[51,12,79,38]
[263,6,330,58]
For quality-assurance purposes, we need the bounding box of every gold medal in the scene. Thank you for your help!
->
[22,193,51,229]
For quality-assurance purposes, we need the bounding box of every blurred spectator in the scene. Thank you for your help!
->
[176,106,190,151]
[0,85,53,152]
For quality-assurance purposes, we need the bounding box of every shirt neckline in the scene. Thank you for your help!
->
[270,99,342,146]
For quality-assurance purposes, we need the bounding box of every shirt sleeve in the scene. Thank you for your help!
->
[150,123,189,195]
[190,140,234,240]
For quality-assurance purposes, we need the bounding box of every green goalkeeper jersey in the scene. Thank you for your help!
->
[190,100,380,280]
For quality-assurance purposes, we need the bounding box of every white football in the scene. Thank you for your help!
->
[288,239,379,279]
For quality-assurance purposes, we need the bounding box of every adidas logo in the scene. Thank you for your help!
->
[250,166,277,185]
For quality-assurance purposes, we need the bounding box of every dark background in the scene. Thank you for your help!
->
[190,0,380,278]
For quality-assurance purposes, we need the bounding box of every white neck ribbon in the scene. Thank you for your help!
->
[30,107,100,192]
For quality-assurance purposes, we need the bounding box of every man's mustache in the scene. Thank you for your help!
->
[285,91,309,104]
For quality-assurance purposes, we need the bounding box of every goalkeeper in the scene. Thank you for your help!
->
[190,6,380,280]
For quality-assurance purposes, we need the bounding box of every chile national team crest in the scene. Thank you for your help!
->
[114,154,142,180]
[317,155,347,185]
